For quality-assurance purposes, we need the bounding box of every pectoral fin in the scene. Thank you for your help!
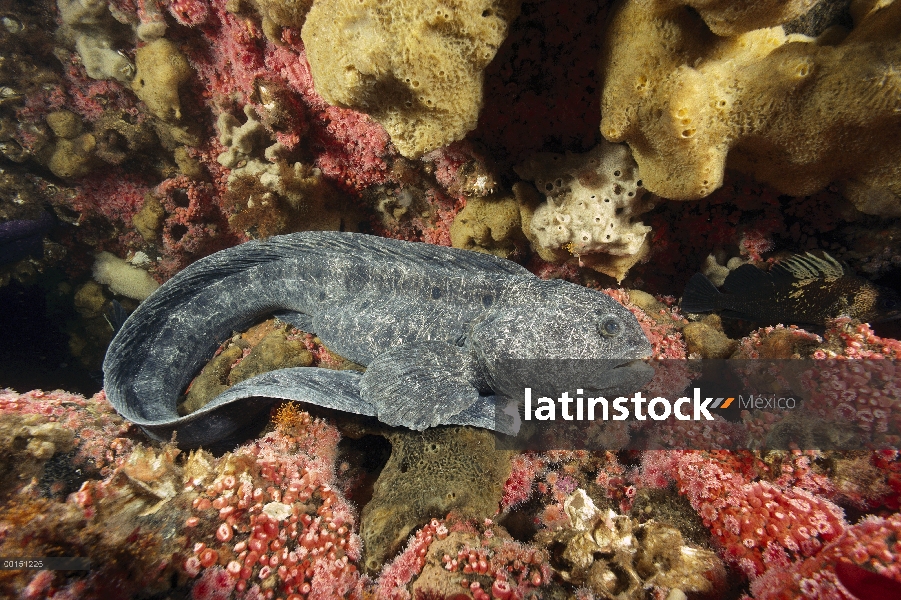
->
[446,394,519,435]
[360,342,483,430]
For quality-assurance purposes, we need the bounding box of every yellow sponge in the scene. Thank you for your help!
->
[302,0,520,158]
[245,0,315,41]
[600,0,901,215]
[131,39,194,122]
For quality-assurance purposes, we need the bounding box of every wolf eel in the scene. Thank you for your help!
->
[103,232,652,447]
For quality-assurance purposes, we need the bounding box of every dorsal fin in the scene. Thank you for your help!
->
[722,263,773,294]
[771,252,846,282]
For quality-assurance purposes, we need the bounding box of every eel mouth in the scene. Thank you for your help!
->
[613,356,653,370]
[608,358,656,392]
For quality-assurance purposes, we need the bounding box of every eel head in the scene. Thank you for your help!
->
[468,279,653,398]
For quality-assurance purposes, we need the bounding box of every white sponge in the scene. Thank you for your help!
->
[516,140,651,257]
[92,251,159,301]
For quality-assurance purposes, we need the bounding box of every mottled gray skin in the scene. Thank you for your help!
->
[103,232,652,447]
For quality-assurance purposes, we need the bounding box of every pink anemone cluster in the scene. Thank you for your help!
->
[182,414,364,600]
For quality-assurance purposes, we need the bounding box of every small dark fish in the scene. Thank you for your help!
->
[0,212,53,266]
[682,252,901,326]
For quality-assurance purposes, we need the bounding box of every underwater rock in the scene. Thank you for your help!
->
[683,315,737,359]
[302,0,522,158]
[48,132,97,178]
[701,253,748,288]
[244,0,315,41]
[0,414,75,499]
[180,321,318,416]
[748,512,901,600]
[752,327,821,359]
[379,518,556,599]
[45,106,164,177]
[57,0,136,82]
[68,288,122,373]
[828,450,894,508]
[179,344,244,416]
[73,280,106,318]
[361,426,512,571]
[111,443,182,516]
[216,104,273,171]
[227,329,314,384]
[132,194,166,241]
[681,0,824,35]
[218,105,354,237]
[0,388,143,531]
[0,399,365,599]
[92,109,157,165]
[178,413,365,599]
[408,528,485,597]
[45,109,83,139]
[765,411,864,451]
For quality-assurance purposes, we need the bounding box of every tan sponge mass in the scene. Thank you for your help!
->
[600,0,901,215]
[131,39,194,122]
[302,0,521,158]
[245,0,315,41]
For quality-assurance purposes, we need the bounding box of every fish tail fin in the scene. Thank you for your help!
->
[681,273,722,313]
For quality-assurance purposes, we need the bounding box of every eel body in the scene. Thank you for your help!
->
[103,232,652,447]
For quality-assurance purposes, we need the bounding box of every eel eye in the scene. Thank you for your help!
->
[600,318,621,337]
